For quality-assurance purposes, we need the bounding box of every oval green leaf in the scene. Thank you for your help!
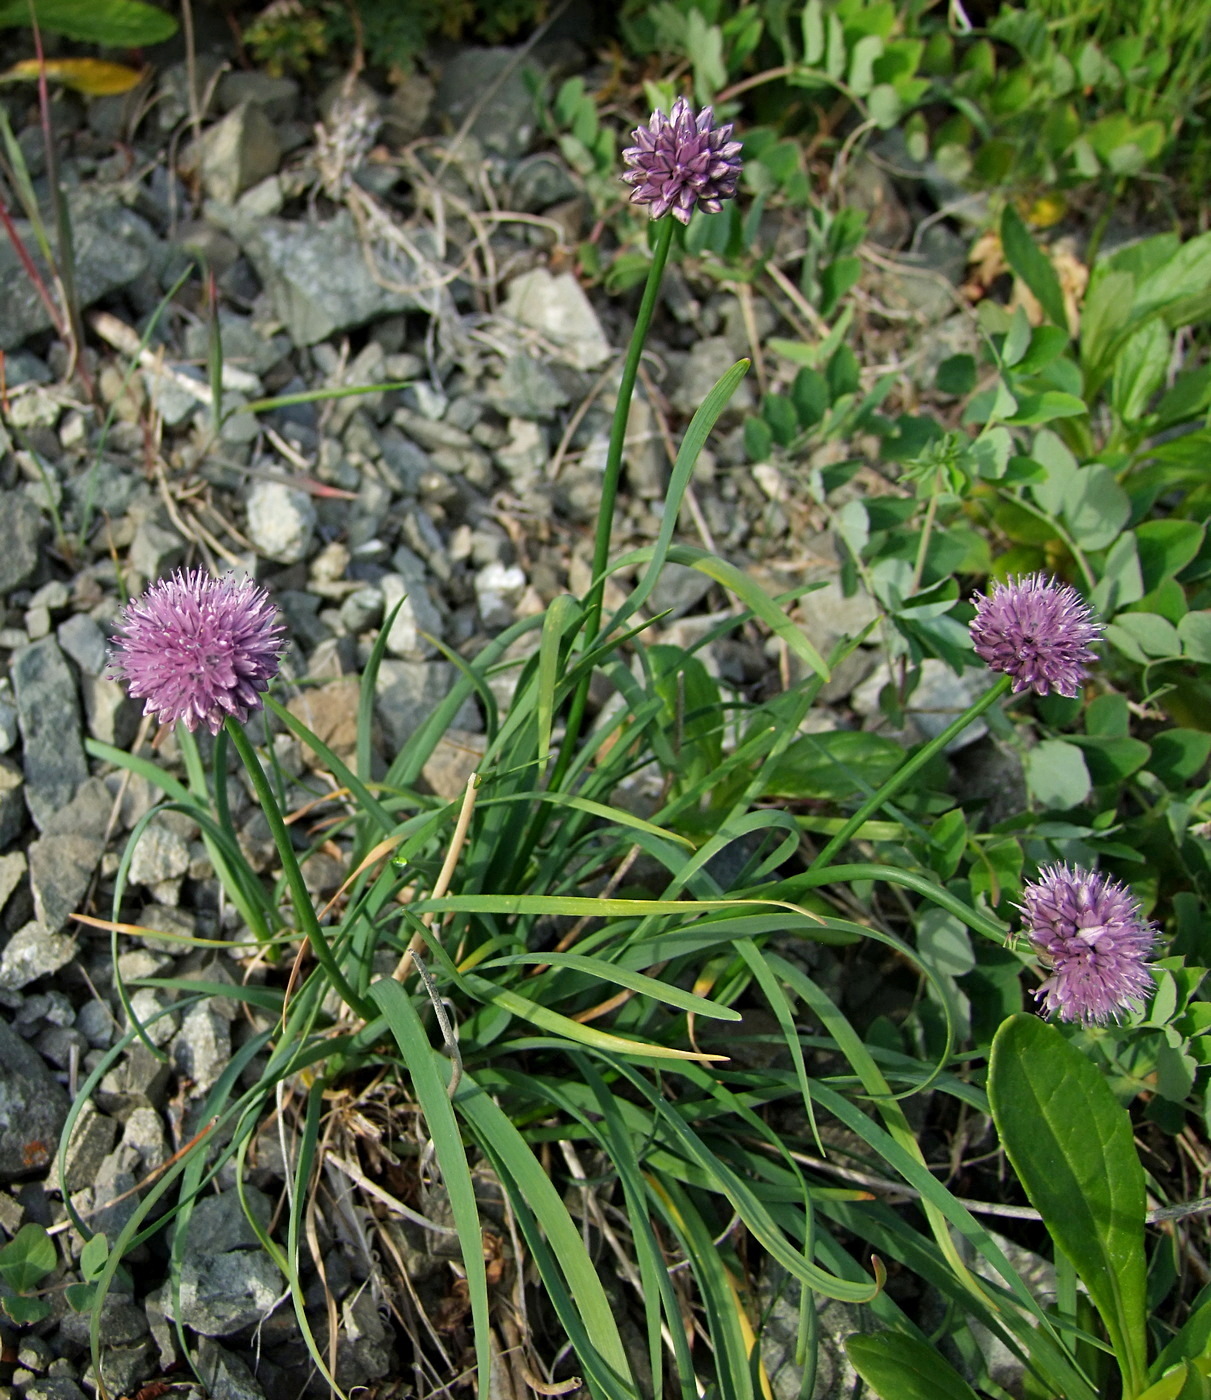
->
[845,1331,981,1400]
[988,1014,1147,1397]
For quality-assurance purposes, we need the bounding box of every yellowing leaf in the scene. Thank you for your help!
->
[0,57,145,95]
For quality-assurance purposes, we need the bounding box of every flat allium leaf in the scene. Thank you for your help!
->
[845,1331,981,1400]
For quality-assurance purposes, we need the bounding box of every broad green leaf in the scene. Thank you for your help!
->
[3,1294,51,1323]
[1001,205,1069,333]
[1112,319,1170,422]
[1025,739,1091,809]
[1111,611,1182,659]
[0,0,177,43]
[1147,731,1211,786]
[1178,611,1211,663]
[763,729,905,801]
[79,1233,108,1282]
[846,1331,981,1400]
[1135,520,1205,592]
[1062,465,1131,549]
[1006,390,1087,425]
[1081,269,1134,371]
[1136,1363,1207,1400]
[0,1223,56,1292]
[1133,231,1211,322]
[1091,532,1143,617]
[989,1015,1148,1398]
[1152,1298,1211,1380]
[1070,734,1150,785]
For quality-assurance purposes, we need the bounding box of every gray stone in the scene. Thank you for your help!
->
[474,562,526,631]
[25,1382,89,1400]
[90,1145,140,1239]
[96,1041,171,1113]
[196,1338,267,1400]
[56,613,109,676]
[12,638,88,830]
[81,673,140,748]
[0,493,47,593]
[852,658,993,752]
[217,71,299,122]
[75,999,115,1049]
[171,1001,231,1095]
[670,336,754,416]
[422,729,486,801]
[231,212,440,345]
[0,758,25,848]
[0,920,78,989]
[128,820,191,888]
[0,198,156,351]
[508,153,579,212]
[0,699,18,752]
[0,851,25,916]
[759,1263,867,1399]
[185,1184,273,1253]
[189,102,282,205]
[28,833,103,932]
[489,353,571,420]
[62,1100,118,1192]
[245,479,316,564]
[84,1342,156,1398]
[796,577,880,655]
[42,776,113,842]
[121,1105,167,1173]
[500,268,611,371]
[375,661,478,752]
[0,1014,70,1179]
[870,224,967,322]
[434,48,537,160]
[127,989,178,1048]
[647,563,715,621]
[624,392,667,498]
[165,1249,282,1337]
[129,515,185,581]
[380,574,443,659]
[339,585,383,633]
[495,417,548,482]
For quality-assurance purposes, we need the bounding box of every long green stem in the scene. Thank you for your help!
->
[811,674,1013,869]
[225,718,370,1017]
[553,217,677,791]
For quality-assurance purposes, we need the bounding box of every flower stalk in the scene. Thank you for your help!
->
[811,675,1012,869]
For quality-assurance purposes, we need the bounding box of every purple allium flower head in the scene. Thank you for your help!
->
[621,96,742,225]
[108,569,285,736]
[969,572,1101,697]
[1020,864,1157,1025]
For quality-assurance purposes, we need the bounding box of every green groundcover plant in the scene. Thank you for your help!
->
[5,76,1208,1400]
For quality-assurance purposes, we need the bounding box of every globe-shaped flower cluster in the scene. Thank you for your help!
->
[1020,864,1157,1025]
[109,569,284,735]
[621,97,742,224]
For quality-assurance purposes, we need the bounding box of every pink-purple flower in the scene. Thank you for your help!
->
[109,569,285,735]
[969,573,1101,697]
[1021,864,1157,1025]
[621,97,742,225]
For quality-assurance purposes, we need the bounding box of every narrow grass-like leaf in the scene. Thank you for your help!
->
[457,972,724,1059]
[536,594,582,767]
[989,1015,1148,1398]
[370,979,490,1400]
[650,1175,755,1399]
[455,1072,638,1397]
[476,952,741,1020]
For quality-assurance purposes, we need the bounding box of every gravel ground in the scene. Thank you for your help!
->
[0,15,1018,1398]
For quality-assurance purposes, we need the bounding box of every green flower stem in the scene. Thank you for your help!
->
[225,718,370,1018]
[810,673,1013,870]
[555,216,677,788]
